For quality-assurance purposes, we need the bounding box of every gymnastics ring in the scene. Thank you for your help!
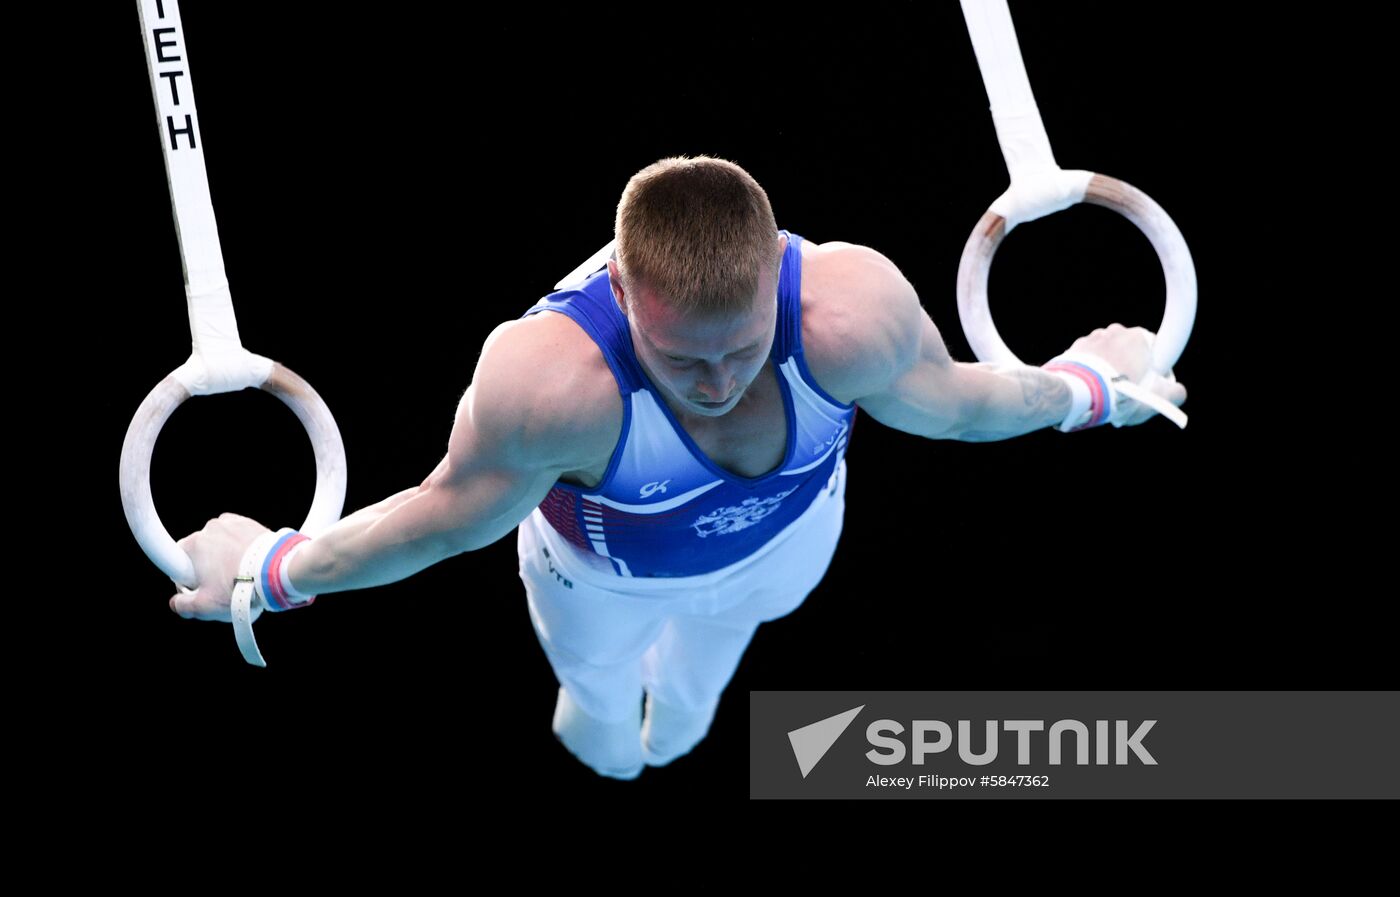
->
[128,0,348,666]
[119,358,347,593]
[955,172,1196,427]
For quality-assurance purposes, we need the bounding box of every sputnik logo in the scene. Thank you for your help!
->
[788,705,865,778]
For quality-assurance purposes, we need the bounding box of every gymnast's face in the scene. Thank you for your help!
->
[609,256,781,419]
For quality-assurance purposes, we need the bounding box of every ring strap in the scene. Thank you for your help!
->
[230,529,285,667]
[1116,376,1187,428]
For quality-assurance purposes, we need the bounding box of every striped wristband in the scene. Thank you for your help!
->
[1042,359,1112,432]
[258,528,317,611]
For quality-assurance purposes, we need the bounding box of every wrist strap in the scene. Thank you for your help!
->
[1043,357,1115,431]
[1044,365,1092,431]
[230,527,317,668]
[232,530,282,667]
[1044,351,1188,431]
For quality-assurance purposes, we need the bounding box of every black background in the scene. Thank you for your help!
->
[58,3,1384,804]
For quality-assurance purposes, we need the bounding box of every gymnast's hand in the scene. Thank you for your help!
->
[168,513,272,621]
[1066,323,1187,427]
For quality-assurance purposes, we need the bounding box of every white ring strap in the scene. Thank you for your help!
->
[960,0,1087,232]
[135,0,256,394]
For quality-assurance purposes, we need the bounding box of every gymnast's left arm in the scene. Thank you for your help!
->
[848,261,1184,440]
[851,298,1061,441]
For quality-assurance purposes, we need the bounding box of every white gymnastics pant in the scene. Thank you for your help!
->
[517,459,847,772]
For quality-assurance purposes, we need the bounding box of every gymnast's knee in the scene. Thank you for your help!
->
[642,692,721,767]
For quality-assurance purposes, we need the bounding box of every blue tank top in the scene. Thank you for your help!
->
[520,230,856,578]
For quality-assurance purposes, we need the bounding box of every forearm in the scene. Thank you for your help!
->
[953,362,1072,442]
[285,485,459,596]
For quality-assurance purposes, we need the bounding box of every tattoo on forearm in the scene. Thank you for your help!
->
[1014,368,1068,414]
[956,367,1070,442]
[1016,368,1047,407]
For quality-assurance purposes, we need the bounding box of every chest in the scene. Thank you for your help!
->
[676,361,788,479]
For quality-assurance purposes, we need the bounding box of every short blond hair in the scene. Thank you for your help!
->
[614,155,781,317]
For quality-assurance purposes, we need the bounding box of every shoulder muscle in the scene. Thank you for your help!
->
[452,312,620,476]
[802,243,937,404]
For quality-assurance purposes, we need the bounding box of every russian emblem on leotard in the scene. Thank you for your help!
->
[691,486,799,537]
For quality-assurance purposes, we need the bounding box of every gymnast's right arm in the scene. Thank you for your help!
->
[168,316,608,620]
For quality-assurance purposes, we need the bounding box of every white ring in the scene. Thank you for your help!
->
[956,172,1196,376]
[119,361,347,589]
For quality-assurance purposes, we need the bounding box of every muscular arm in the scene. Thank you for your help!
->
[939,360,1072,442]
[284,317,609,595]
[827,248,1071,441]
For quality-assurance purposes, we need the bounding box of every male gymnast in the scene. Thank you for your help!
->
[166,156,1187,779]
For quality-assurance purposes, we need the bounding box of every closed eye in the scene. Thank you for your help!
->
[664,343,762,365]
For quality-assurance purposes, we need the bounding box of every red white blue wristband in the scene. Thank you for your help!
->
[259,528,316,611]
[1043,355,1117,432]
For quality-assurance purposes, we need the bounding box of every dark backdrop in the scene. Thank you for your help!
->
[68,3,1380,802]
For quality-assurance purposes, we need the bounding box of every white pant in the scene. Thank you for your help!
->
[517,459,848,773]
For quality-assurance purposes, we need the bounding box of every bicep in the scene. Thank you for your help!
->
[419,320,602,554]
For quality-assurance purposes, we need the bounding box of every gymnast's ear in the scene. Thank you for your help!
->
[607,259,629,316]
